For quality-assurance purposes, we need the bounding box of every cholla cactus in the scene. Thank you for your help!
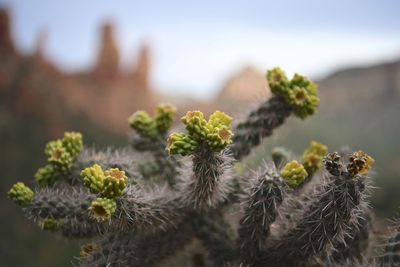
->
[9,67,388,267]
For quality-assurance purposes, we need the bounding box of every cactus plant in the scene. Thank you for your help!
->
[8,67,389,267]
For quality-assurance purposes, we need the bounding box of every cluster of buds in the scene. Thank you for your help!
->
[35,132,83,186]
[129,103,176,138]
[323,150,374,178]
[167,110,233,155]
[7,182,34,206]
[81,164,127,222]
[302,141,328,173]
[347,150,375,177]
[266,67,320,119]
[279,160,308,188]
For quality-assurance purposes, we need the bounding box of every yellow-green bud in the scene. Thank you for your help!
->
[280,160,308,188]
[154,103,176,133]
[287,86,320,119]
[290,73,318,95]
[302,141,328,173]
[8,182,34,206]
[44,139,63,158]
[347,150,374,177]
[206,126,233,150]
[167,132,199,156]
[62,131,83,159]
[204,111,233,150]
[81,164,105,194]
[207,110,233,130]
[39,218,64,231]
[181,110,209,140]
[266,68,319,119]
[128,111,158,137]
[34,165,59,186]
[89,198,117,222]
[47,145,73,173]
[101,168,127,198]
[266,67,290,96]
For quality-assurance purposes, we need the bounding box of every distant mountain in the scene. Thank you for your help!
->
[317,59,400,111]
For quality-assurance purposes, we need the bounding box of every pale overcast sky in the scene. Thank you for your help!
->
[1,0,400,99]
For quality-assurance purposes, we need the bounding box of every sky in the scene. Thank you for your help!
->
[1,0,400,99]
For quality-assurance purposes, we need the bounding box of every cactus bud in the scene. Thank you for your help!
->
[206,126,233,150]
[81,164,105,194]
[167,132,199,156]
[34,165,59,186]
[347,150,374,177]
[62,131,83,158]
[207,110,233,130]
[266,68,319,119]
[266,67,290,96]
[302,141,328,173]
[44,139,63,158]
[181,110,209,140]
[47,146,73,173]
[323,152,343,176]
[89,198,117,222]
[8,182,34,206]
[102,168,127,198]
[154,103,176,133]
[204,111,234,150]
[280,160,308,188]
[129,111,158,137]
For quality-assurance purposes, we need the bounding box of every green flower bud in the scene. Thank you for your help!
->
[181,110,209,140]
[154,103,176,133]
[302,141,328,173]
[81,164,105,194]
[62,131,83,158]
[206,126,233,150]
[207,110,233,130]
[266,67,290,96]
[101,168,127,198]
[128,111,158,137]
[39,218,64,231]
[280,160,308,188]
[44,139,63,158]
[347,150,374,177]
[204,111,233,150]
[167,132,199,156]
[89,198,117,222]
[290,73,318,95]
[46,144,73,173]
[287,86,319,119]
[8,182,34,206]
[34,165,59,186]
[266,68,319,119]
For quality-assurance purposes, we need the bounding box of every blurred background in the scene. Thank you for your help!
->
[0,0,399,266]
